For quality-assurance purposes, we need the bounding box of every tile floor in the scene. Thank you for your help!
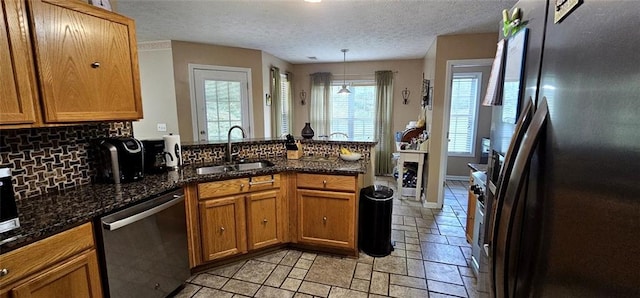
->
[174,177,488,298]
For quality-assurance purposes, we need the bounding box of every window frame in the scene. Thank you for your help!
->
[279,73,291,135]
[329,79,376,140]
[188,64,253,142]
[447,72,482,157]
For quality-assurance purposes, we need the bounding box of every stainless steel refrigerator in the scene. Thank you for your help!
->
[485,0,640,297]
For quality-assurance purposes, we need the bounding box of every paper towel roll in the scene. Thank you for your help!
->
[163,134,182,169]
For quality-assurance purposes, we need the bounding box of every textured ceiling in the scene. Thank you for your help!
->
[117,0,516,64]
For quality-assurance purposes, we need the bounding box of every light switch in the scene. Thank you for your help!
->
[157,123,167,132]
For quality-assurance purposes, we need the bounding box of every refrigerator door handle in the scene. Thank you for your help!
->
[490,97,534,297]
[494,98,549,298]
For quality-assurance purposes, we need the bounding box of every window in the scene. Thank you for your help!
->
[191,65,251,142]
[448,72,481,156]
[330,81,376,140]
[280,73,291,135]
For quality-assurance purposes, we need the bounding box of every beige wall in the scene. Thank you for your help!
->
[291,59,424,138]
[132,42,179,140]
[425,33,498,207]
[446,65,492,177]
[262,52,294,138]
[170,41,265,141]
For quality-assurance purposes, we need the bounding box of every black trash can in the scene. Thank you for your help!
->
[359,185,394,257]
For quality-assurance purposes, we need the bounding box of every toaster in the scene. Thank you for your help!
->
[96,137,144,183]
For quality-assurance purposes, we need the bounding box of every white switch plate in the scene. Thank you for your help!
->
[157,123,167,132]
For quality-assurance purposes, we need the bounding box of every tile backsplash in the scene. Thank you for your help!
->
[0,122,132,201]
[182,141,373,165]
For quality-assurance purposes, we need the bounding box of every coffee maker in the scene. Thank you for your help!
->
[141,139,168,174]
[96,137,144,183]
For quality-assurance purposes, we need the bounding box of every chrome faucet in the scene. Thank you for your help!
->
[227,125,247,162]
[330,132,349,139]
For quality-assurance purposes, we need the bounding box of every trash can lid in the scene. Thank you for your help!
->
[362,185,394,201]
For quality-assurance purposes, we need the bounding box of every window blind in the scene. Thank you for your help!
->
[448,73,481,156]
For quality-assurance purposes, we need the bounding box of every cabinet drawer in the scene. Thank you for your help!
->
[0,222,94,289]
[297,173,356,192]
[198,178,250,199]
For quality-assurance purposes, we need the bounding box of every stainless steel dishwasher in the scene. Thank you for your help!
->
[98,188,189,298]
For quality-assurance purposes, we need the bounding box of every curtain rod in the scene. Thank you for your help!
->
[310,70,399,77]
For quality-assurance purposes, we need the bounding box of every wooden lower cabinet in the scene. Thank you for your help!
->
[466,170,477,243]
[199,196,247,262]
[188,174,284,266]
[466,189,477,243]
[295,173,360,254]
[12,250,102,298]
[0,222,102,298]
[246,190,283,250]
[297,189,355,249]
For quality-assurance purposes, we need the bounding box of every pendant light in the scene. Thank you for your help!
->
[337,49,351,94]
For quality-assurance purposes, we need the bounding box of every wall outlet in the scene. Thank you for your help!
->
[157,123,167,132]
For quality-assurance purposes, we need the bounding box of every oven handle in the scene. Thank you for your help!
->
[102,194,184,231]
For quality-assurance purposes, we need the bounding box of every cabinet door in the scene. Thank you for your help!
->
[0,0,37,125]
[246,190,282,250]
[199,196,247,262]
[29,0,142,122]
[466,190,477,243]
[297,189,355,249]
[11,249,102,298]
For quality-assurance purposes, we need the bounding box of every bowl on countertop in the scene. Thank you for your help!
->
[339,152,362,161]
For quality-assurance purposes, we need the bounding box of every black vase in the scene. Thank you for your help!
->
[301,122,315,139]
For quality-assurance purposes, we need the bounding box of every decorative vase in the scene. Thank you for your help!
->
[301,122,314,139]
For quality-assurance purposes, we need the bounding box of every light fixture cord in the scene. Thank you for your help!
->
[343,50,347,86]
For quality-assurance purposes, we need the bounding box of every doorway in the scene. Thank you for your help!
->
[188,64,253,142]
[438,59,493,202]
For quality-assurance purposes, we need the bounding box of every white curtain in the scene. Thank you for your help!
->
[375,70,394,175]
[309,72,332,137]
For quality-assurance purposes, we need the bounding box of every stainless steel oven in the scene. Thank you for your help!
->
[97,188,189,298]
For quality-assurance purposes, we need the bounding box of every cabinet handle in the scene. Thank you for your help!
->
[0,268,8,277]
[263,218,268,224]
[249,179,275,186]
[322,216,327,223]
[240,184,245,189]
[323,180,327,186]
[91,62,101,68]
[220,227,225,232]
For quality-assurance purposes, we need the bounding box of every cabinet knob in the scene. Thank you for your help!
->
[240,184,245,189]
[0,268,8,277]
[263,218,268,224]
[220,227,225,232]
[322,216,327,222]
[91,62,101,68]
[323,180,327,185]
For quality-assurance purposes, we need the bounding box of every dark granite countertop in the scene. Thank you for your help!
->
[1,157,367,253]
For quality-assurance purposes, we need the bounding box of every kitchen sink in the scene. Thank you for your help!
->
[196,160,275,175]
[236,160,274,171]
[196,165,237,175]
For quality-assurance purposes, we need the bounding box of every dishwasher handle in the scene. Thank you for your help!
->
[102,193,184,231]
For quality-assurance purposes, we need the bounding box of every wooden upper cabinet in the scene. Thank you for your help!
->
[28,0,142,122]
[0,0,38,125]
